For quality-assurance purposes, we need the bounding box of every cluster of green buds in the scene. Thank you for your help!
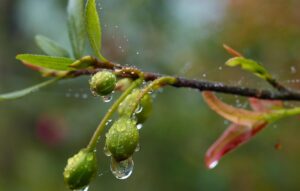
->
[63,73,156,187]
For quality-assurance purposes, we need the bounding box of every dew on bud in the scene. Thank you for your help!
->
[134,144,140,152]
[135,105,143,114]
[105,117,139,161]
[63,149,97,190]
[102,95,113,103]
[110,157,134,180]
[137,124,143,130]
[104,144,112,157]
[89,71,117,96]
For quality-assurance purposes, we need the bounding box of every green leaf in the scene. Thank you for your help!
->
[67,0,86,59]
[85,0,107,61]
[16,54,75,71]
[35,35,70,57]
[0,78,60,102]
[69,56,95,69]
[226,57,272,80]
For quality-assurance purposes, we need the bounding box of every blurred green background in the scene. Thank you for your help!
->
[1,0,300,190]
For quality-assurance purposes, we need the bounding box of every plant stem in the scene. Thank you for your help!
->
[86,78,144,151]
[129,76,177,115]
[265,107,300,123]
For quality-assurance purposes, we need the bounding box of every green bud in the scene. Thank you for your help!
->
[105,117,139,161]
[115,78,133,92]
[118,89,153,124]
[63,149,97,190]
[89,71,117,96]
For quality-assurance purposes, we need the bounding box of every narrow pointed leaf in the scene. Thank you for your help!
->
[67,0,86,58]
[35,35,70,57]
[226,57,272,80]
[202,91,263,126]
[16,54,75,71]
[0,78,60,102]
[205,122,268,169]
[205,96,284,169]
[85,0,106,61]
[223,44,243,57]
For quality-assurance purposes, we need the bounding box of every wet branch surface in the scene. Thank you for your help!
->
[69,59,300,101]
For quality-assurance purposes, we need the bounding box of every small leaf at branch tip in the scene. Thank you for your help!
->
[85,0,107,61]
[16,54,75,71]
[67,0,86,59]
[223,44,243,57]
[35,35,70,57]
[225,57,272,80]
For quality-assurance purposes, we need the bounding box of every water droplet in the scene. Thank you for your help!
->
[137,124,143,130]
[104,145,112,157]
[202,74,207,78]
[136,51,140,55]
[65,93,71,98]
[74,186,89,191]
[135,144,140,152]
[74,93,80,98]
[102,95,113,103]
[218,66,223,70]
[110,157,134,180]
[135,105,143,114]
[105,119,113,126]
[82,93,88,99]
[208,160,218,169]
[290,66,297,74]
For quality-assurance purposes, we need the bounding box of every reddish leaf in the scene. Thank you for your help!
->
[248,97,283,112]
[202,92,283,169]
[223,44,243,57]
[205,121,267,169]
[202,91,263,126]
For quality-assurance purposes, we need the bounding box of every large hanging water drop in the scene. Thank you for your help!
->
[110,157,134,180]
[137,124,143,130]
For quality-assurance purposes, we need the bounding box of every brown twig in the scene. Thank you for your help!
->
[67,58,300,101]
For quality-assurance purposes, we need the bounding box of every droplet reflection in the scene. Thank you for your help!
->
[208,160,218,169]
[110,157,134,180]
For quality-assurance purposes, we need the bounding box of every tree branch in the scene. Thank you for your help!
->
[69,59,300,101]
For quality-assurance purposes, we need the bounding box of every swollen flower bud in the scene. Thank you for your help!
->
[63,149,97,190]
[118,89,153,124]
[115,78,133,92]
[89,71,117,96]
[105,117,139,161]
